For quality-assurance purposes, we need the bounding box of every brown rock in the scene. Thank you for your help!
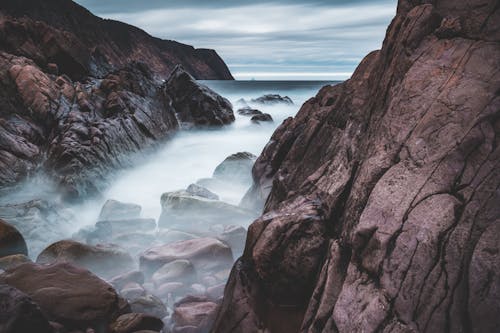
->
[140,238,233,277]
[0,284,53,333]
[109,313,163,333]
[36,240,135,278]
[0,218,28,258]
[213,0,500,332]
[172,300,218,330]
[0,262,126,331]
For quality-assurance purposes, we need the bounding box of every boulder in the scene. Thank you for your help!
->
[164,65,235,128]
[158,190,254,229]
[129,294,168,319]
[109,313,164,333]
[216,225,247,258]
[237,107,262,116]
[251,94,293,105]
[0,219,28,258]
[172,299,218,332]
[250,113,273,123]
[212,152,256,184]
[109,271,145,291]
[99,200,142,221]
[0,262,126,331]
[121,283,147,300]
[140,238,233,277]
[0,284,53,333]
[36,240,135,278]
[152,259,197,287]
[0,254,31,270]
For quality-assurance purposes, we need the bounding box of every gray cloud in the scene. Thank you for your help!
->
[75,0,397,80]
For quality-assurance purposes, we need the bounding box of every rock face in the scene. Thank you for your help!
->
[164,65,235,128]
[0,0,234,199]
[0,262,126,332]
[0,0,233,80]
[213,1,500,332]
[0,284,53,333]
[0,219,28,258]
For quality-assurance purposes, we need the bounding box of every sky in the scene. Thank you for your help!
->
[74,0,397,80]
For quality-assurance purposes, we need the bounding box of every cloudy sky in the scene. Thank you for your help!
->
[75,0,397,80]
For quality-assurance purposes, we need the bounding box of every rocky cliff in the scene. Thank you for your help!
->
[0,0,234,80]
[214,0,500,332]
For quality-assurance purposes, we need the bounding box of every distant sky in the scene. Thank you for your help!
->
[74,0,397,80]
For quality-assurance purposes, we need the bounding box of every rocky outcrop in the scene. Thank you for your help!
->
[213,0,500,332]
[0,57,234,199]
[164,65,235,128]
[251,94,294,105]
[0,0,233,80]
[0,0,235,199]
[0,262,127,332]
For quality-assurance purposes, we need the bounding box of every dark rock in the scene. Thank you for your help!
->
[109,313,163,333]
[36,240,135,278]
[250,113,273,123]
[0,284,53,333]
[213,1,500,332]
[212,152,256,185]
[0,0,233,80]
[0,262,126,331]
[251,94,293,105]
[164,65,235,128]
[98,200,142,221]
[237,107,262,116]
[0,219,28,258]
[186,184,219,201]
[140,238,233,277]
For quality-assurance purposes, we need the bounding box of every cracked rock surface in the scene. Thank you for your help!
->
[213,0,500,332]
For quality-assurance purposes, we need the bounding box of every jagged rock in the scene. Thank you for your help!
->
[213,0,500,332]
[36,240,135,278]
[109,313,164,333]
[164,65,235,128]
[250,113,273,123]
[0,262,127,331]
[251,94,293,105]
[237,107,262,116]
[0,284,53,333]
[212,152,256,185]
[98,200,142,221]
[0,218,28,258]
[0,0,233,80]
[140,238,233,277]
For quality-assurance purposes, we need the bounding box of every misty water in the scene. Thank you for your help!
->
[0,80,336,257]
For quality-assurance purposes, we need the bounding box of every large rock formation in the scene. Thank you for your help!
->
[0,0,233,80]
[0,0,234,199]
[213,0,500,332]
